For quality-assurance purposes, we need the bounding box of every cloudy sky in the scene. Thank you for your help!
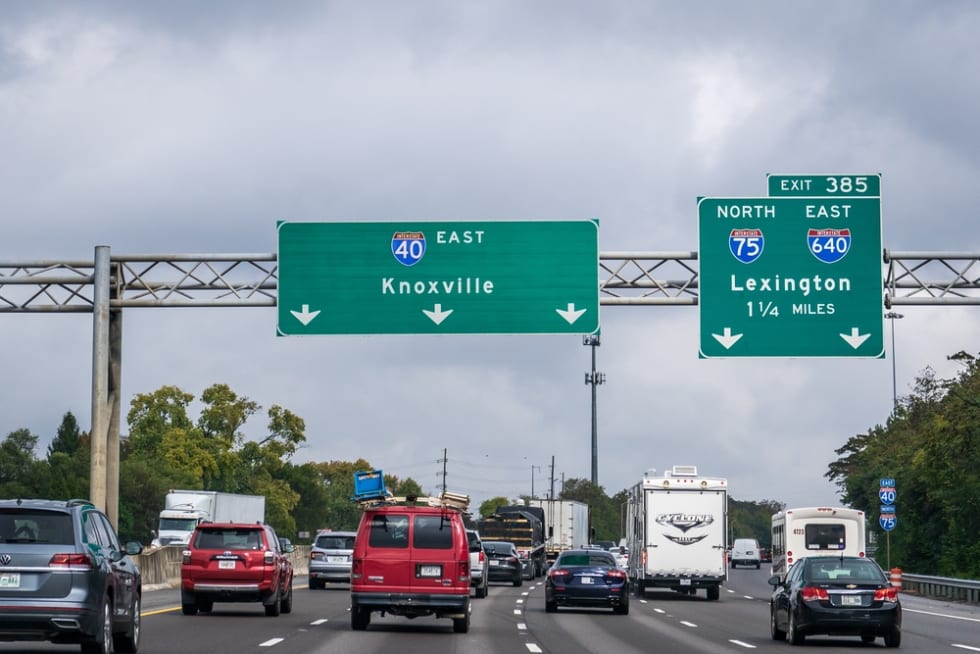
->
[3,1,979,516]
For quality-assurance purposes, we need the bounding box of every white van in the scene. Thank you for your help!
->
[730,538,761,569]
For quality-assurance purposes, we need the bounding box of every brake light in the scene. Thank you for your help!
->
[49,553,92,569]
[787,550,794,565]
[459,561,469,582]
[351,558,362,580]
[311,551,323,561]
[264,550,275,566]
[874,586,899,603]
[605,569,627,581]
[181,549,192,564]
[549,568,572,583]
[478,550,485,563]
[800,586,829,602]
[508,556,520,566]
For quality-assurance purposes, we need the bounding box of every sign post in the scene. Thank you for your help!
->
[698,174,883,357]
[277,220,600,335]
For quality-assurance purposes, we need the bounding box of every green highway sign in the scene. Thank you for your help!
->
[698,196,884,358]
[277,220,599,335]
[768,173,881,197]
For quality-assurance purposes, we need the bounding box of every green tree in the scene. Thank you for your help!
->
[0,428,41,497]
[479,496,511,519]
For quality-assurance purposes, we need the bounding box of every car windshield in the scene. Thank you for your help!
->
[558,552,616,567]
[807,559,884,583]
[315,535,354,549]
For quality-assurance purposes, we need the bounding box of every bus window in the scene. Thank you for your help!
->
[805,524,845,550]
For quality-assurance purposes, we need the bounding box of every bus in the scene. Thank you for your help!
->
[770,507,866,577]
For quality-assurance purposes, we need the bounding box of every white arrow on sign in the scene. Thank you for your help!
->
[556,303,587,324]
[423,304,454,325]
[840,327,871,349]
[712,327,743,349]
[290,304,321,326]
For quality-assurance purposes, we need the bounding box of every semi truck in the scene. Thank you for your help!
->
[151,490,266,547]
[625,465,728,600]
[527,499,590,564]
[476,505,546,578]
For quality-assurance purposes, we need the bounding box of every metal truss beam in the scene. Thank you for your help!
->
[2,250,978,312]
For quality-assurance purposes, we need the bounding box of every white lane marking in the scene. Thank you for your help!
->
[952,645,980,652]
[526,645,543,653]
[516,599,524,604]
[522,591,529,596]
[726,588,736,593]
[310,619,328,625]
[743,595,755,600]
[517,623,527,630]
[906,608,980,623]
[259,638,284,647]
[514,609,522,614]
[680,620,698,628]
[639,599,649,604]
[653,608,666,614]
[729,640,757,649]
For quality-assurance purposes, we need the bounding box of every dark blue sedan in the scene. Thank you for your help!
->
[544,549,629,614]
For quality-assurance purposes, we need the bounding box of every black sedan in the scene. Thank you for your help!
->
[483,540,523,586]
[769,556,901,647]
[544,549,629,614]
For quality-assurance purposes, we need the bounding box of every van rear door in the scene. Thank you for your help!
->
[409,513,466,595]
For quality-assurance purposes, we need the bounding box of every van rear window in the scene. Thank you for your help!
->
[413,516,452,549]
[368,514,409,548]
[805,524,845,550]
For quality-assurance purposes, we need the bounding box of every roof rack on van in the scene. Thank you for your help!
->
[350,469,469,511]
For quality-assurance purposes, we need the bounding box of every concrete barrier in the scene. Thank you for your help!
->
[135,545,311,590]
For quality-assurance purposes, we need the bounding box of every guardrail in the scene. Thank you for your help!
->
[900,573,980,605]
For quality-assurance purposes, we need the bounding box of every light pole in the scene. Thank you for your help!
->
[885,312,904,412]
[583,334,605,485]
[530,465,542,499]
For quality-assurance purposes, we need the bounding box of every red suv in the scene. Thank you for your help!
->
[350,503,471,632]
[180,522,294,616]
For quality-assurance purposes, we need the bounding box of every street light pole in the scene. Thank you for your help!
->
[885,312,904,412]
[583,334,605,486]
[530,465,542,499]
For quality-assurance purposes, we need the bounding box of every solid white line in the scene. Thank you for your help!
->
[259,638,284,647]
[952,645,980,652]
[680,620,698,628]
[906,608,980,623]
[310,619,328,625]
[729,640,757,649]
[526,645,543,653]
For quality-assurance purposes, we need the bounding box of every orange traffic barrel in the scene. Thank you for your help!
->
[890,568,902,590]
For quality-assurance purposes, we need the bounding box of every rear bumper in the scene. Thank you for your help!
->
[798,602,901,635]
[352,591,469,615]
[0,604,100,643]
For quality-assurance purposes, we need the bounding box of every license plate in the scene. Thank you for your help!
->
[580,576,594,585]
[419,565,441,578]
[490,560,500,566]
[841,595,862,606]
[218,560,236,569]
[680,578,692,586]
[0,573,20,588]
[327,556,347,563]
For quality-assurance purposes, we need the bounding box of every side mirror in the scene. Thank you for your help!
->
[279,538,295,553]
[767,574,781,587]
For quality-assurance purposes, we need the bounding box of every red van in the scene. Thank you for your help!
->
[350,503,471,632]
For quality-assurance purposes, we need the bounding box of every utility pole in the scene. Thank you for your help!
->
[437,448,448,493]
[583,334,605,485]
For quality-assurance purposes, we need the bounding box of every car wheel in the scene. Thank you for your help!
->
[545,599,558,613]
[114,591,140,654]
[280,584,293,614]
[309,578,324,590]
[198,600,213,613]
[707,585,720,601]
[453,611,470,633]
[476,576,488,599]
[513,573,523,587]
[756,562,761,569]
[884,626,901,648]
[770,604,786,641]
[181,601,198,616]
[264,590,282,617]
[351,605,370,630]
[614,595,629,614]
[81,596,113,654]
[788,608,805,645]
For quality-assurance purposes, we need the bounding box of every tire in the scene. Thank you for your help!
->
[114,592,140,653]
[706,585,720,601]
[614,596,630,615]
[513,574,523,587]
[181,602,198,616]
[475,576,488,599]
[309,578,324,590]
[545,599,558,613]
[788,609,805,646]
[264,590,281,617]
[756,562,761,569]
[280,584,293,614]
[351,606,370,630]
[884,626,901,648]
[81,596,113,654]
[770,605,786,641]
[198,600,213,613]
[453,612,470,634]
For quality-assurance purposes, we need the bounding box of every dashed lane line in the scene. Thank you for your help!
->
[525,645,543,653]
[259,638,284,647]
[729,640,757,649]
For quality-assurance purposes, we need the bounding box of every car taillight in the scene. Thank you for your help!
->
[459,561,469,582]
[549,568,571,583]
[605,569,627,581]
[351,558,362,580]
[874,586,899,603]
[800,586,829,602]
[478,550,485,563]
[786,550,794,565]
[311,551,323,561]
[181,549,192,564]
[508,557,520,566]
[49,553,92,569]
[264,551,275,566]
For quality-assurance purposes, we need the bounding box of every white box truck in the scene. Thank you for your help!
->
[625,465,728,600]
[528,499,590,565]
[151,490,266,547]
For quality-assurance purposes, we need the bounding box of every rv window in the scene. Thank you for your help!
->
[804,524,845,550]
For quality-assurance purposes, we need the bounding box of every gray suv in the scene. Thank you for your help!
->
[308,530,356,589]
[0,498,143,653]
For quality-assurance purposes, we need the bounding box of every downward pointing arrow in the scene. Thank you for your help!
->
[556,303,587,324]
[423,304,454,325]
[712,327,743,350]
[840,327,871,349]
[290,304,321,326]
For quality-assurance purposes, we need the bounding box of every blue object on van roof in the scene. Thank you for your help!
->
[352,470,388,501]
